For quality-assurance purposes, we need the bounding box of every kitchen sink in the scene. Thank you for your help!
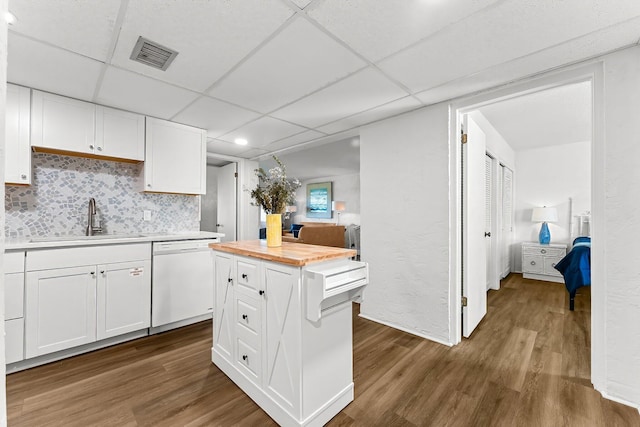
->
[30,234,146,243]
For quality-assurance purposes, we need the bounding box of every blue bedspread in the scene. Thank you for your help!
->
[554,237,591,295]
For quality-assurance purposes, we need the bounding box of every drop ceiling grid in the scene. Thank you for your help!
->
[109,0,295,92]
[208,16,367,114]
[7,33,104,102]
[270,66,410,128]
[7,0,120,62]
[218,116,308,148]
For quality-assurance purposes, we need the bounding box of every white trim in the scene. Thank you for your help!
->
[448,61,604,394]
[358,313,453,347]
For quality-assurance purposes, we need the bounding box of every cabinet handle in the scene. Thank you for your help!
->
[21,174,26,179]
[530,261,536,265]
[227,277,233,284]
[484,232,491,237]
[89,144,94,150]
[147,184,152,188]
[242,314,248,320]
[242,273,248,279]
[242,354,248,361]
[100,270,105,274]
[90,271,96,277]
[259,290,265,296]
[97,146,103,151]
[541,249,547,254]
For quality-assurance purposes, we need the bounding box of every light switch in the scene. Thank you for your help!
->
[143,210,151,221]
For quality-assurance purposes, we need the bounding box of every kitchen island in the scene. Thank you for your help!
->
[210,240,367,427]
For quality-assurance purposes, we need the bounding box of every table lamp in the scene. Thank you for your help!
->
[531,206,558,244]
[332,201,346,225]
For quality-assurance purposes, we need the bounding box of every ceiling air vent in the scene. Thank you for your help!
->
[130,36,178,71]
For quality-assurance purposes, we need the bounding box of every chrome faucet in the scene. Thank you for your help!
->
[86,198,103,236]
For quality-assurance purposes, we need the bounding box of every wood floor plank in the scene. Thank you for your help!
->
[6,274,640,426]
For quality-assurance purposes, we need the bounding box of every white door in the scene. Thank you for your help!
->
[217,162,237,242]
[97,260,151,340]
[485,155,493,291]
[462,115,487,338]
[501,166,514,278]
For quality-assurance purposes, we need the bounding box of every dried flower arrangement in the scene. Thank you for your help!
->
[250,156,301,215]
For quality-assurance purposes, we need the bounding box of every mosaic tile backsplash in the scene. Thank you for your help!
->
[5,153,200,239]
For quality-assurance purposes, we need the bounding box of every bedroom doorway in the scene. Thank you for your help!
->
[452,66,597,389]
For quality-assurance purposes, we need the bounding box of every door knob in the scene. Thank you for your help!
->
[216,224,222,227]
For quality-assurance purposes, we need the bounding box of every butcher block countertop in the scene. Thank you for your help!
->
[209,240,357,266]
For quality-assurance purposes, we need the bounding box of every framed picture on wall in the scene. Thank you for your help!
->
[306,182,332,219]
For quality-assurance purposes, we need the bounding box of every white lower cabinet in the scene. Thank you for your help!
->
[24,244,151,359]
[5,251,26,364]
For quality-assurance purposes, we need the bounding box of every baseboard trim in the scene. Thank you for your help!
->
[357,313,453,347]
[149,313,212,334]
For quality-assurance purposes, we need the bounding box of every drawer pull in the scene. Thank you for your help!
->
[242,314,248,320]
[259,290,265,296]
[242,354,248,361]
[242,273,248,279]
[227,277,233,284]
[530,261,536,265]
[541,249,547,254]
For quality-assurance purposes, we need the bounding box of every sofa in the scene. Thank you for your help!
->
[282,222,345,248]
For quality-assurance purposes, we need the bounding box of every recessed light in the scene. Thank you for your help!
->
[234,138,248,146]
[4,11,17,25]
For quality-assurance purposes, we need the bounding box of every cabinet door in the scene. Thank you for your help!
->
[144,117,206,195]
[264,262,301,415]
[31,90,96,155]
[5,84,31,185]
[25,266,97,358]
[97,260,151,340]
[214,253,235,362]
[95,106,145,161]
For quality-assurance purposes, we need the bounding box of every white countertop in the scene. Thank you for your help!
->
[5,231,225,251]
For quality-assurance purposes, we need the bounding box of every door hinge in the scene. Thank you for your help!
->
[461,133,468,144]
[234,172,238,178]
[461,296,468,307]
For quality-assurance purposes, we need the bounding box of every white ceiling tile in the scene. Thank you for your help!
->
[96,67,199,119]
[8,0,120,61]
[209,17,366,113]
[317,96,422,135]
[7,33,103,102]
[380,0,640,94]
[271,67,409,128]
[415,16,640,106]
[291,0,314,9]
[219,117,308,147]
[172,96,261,138]
[110,0,294,92]
[308,0,501,62]
[262,130,326,153]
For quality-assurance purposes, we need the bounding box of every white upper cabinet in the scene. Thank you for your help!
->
[95,106,145,161]
[5,84,32,185]
[144,117,206,195]
[31,90,145,162]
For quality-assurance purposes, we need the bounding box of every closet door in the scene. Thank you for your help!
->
[501,166,513,278]
[485,155,493,290]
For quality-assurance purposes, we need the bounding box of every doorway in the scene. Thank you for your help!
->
[452,64,600,380]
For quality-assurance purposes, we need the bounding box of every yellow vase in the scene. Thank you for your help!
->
[266,214,282,247]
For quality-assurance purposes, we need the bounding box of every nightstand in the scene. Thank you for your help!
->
[521,242,567,283]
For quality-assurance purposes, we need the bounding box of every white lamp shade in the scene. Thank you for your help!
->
[531,206,558,223]
[332,201,346,212]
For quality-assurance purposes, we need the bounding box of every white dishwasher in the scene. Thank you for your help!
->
[151,239,218,332]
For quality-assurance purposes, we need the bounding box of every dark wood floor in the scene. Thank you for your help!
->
[7,274,640,426]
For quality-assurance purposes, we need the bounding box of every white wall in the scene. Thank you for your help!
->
[359,105,451,345]
[200,165,219,232]
[512,141,591,271]
[1,0,8,423]
[469,110,515,169]
[600,46,640,407]
[291,173,360,226]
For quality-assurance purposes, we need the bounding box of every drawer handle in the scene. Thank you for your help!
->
[242,273,248,279]
[541,249,547,254]
[259,290,265,296]
[89,144,94,150]
[227,278,233,284]
[530,261,536,265]
[242,314,248,320]
[242,354,248,361]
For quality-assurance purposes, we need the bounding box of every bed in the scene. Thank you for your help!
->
[553,236,591,311]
